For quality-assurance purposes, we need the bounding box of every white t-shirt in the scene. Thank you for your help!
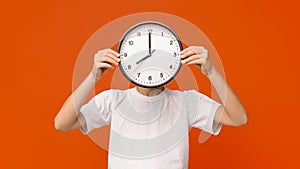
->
[80,87,222,169]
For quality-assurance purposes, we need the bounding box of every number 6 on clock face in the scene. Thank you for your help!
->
[118,21,183,88]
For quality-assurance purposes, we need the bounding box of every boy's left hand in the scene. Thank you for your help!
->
[180,46,214,76]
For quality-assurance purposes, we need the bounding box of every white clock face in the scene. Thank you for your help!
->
[118,21,182,88]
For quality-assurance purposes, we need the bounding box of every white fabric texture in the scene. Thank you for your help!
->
[80,87,222,169]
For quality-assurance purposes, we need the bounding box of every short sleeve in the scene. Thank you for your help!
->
[184,90,222,135]
[80,90,112,135]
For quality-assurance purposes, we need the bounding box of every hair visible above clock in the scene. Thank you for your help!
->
[118,21,183,88]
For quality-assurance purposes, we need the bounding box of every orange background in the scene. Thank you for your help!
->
[1,0,299,168]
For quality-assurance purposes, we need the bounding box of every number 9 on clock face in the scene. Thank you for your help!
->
[118,21,183,88]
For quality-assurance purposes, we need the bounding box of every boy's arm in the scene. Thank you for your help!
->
[207,67,248,126]
[181,46,248,126]
[54,74,95,132]
[54,49,120,132]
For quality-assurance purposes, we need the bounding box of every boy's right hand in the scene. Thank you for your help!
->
[90,49,120,82]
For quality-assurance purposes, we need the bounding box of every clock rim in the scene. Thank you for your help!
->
[117,21,183,88]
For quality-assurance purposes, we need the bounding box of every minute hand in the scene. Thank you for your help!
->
[149,32,151,55]
[136,49,156,65]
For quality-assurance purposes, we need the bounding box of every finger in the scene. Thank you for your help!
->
[181,54,200,64]
[181,50,196,59]
[193,53,207,60]
[181,46,207,55]
[181,47,191,54]
[108,49,120,57]
[98,62,113,69]
[185,59,208,75]
[186,59,203,65]
[95,50,108,60]
[95,49,119,58]
[106,52,121,63]
[100,56,118,65]
[96,49,109,55]
[183,53,207,62]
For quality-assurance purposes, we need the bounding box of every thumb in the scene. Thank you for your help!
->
[201,65,209,75]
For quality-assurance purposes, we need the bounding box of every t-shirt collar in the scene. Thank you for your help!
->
[129,87,167,102]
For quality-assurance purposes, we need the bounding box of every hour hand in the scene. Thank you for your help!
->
[136,49,156,65]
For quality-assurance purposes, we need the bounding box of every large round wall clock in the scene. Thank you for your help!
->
[118,21,183,88]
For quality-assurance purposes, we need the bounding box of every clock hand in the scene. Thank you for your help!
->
[133,49,156,74]
[136,49,156,65]
[136,54,150,65]
[149,32,151,55]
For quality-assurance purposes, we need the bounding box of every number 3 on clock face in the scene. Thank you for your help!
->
[118,21,183,88]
